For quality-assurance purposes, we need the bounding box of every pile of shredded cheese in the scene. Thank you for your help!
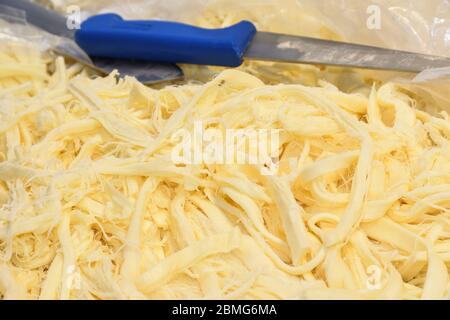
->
[0,40,449,300]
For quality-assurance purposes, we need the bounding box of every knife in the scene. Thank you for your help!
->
[4,0,450,76]
[0,0,184,84]
[74,13,450,73]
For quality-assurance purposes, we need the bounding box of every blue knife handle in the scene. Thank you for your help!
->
[74,13,257,67]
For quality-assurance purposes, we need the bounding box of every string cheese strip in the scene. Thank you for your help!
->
[299,150,359,184]
[362,217,426,253]
[121,177,158,280]
[265,175,310,265]
[39,254,64,300]
[56,213,75,300]
[137,229,241,294]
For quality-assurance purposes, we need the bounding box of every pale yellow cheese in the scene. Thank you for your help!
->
[0,42,448,301]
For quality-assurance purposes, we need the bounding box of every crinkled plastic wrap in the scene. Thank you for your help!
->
[0,4,91,68]
[39,0,450,112]
[0,6,57,52]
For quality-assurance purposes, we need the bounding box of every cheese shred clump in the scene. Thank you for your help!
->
[0,44,449,300]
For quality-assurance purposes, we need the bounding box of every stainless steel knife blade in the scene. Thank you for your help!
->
[0,0,74,38]
[245,32,450,72]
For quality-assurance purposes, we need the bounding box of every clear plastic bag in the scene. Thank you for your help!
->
[302,0,449,57]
